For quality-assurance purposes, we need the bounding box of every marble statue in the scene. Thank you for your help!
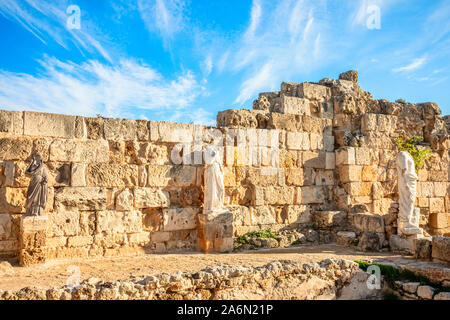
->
[25,152,49,216]
[396,151,423,236]
[203,146,224,212]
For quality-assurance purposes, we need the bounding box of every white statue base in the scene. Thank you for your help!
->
[197,208,233,253]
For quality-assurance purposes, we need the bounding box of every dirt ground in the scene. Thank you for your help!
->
[0,244,437,292]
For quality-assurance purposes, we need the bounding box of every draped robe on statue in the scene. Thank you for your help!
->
[25,154,49,216]
[204,147,225,212]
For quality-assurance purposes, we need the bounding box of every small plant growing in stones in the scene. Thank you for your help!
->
[237,229,280,245]
[396,136,431,174]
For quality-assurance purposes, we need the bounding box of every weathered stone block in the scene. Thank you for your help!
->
[353,213,384,233]
[432,236,450,263]
[298,83,331,101]
[0,214,12,240]
[430,212,448,229]
[67,235,93,247]
[86,163,138,187]
[309,133,323,150]
[229,206,252,226]
[286,132,310,150]
[361,166,377,182]
[0,137,33,161]
[216,110,260,128]
[96,210,142,234]
[115,188,134,211]
[339,165,362,182]
[284,205,311,225]
[134,188,169,208]
[414,238,432,260]
[54,187,107,211]
[163,207,198,231]
[250,206,276,225]
[0,110,23,134]
[49,139,109,162]
[197,209,233,253]
[0,187,27,213]
[19,248,47,266]
[48,211,79,237]
[429,198,445,214]
[70,163,86,187]
[301,186,326,204]
[314,211,346,229]
[358,232,383,251]
[325,152,335,169]
[23,111,76,138]
[417,286,435,300]
[361,114,377,133]
[402,282,420,294]
[278,96,311,115]
[335,147,355,166]
[104,118,137,141]
[314,170,334,186]
[389,234,415,254]
[302,151,326,169]
[336,231,357,246]
[264,186,295,205]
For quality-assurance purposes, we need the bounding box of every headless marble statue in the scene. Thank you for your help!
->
[203,146,224,212]
[25,152,49,216]
[396,151,423,236]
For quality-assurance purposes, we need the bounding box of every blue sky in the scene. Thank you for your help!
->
[0,0,449,125]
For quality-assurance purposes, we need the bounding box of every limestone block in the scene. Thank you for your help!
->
[300,186,326,204]
[142,208,162,231]
[314,211,346,229]
[414,238,432,260]
[302,116,329,134]
[434,292,450,300]
[54,187,107,211]
[339,165,362,182]
[19,248,47,266]
[48,211,79,237]
[336,231,357,246]
[377,114,397,132]
[93,233,124,248]
[0,214,12,241]
[67,235,93,247]
[286,132,310,150]
[96,210,142,234]
[361,114,377,133]
[285,168,304,186]
[85,163,138,187]
[23,111,76,138]
[216,109,260,128]
[151,231,170,242]
[310,133,323,150]
[0,187,27,213]
[314,170,334,186]
[298,83,331,101]
[70,163,86,187]
[432,236,450,262]
[163,207,198,231]
[285,205,311,225]
[361,166,377,182]
[278,96,311,115]
[229,206,251,227]
[134,188,169,208]
[433,182,447,197]
[0,137,33,161]
[138,166,148,187]
[74,116,87,139]
[250,206,276,225]
[252,186,265,206]
[115,188,134,211]
[418,182,434,198]
[104,118,137,141]
[389,234,415,254]
[302,151,326,169]
[358,232,384,251]
[429,198,445,213]
[320,101,334,119]
[2,161,15,186]
[140,143,170,165]
[136,120,149,141]
[128,232,151,246]
[344,182,372,197]
[49,139,109,163]
[0,239,18,252]
[417,286,435,300]
[335,147,355,166]
[402,282,420,294]
[430,212,448,229]
[264,186,295,205]
[355,148,371,165]
[197,209,233,253]
[325,152,335,170]
[168,165,197,187]
[323,135,334,152]
[0,110,23,134]
[46,236,67,248]
[353,213,384,233]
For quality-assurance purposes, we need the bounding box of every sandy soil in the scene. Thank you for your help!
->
[0,244,436,292]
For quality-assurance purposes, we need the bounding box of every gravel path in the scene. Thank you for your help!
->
[0,244,439,292]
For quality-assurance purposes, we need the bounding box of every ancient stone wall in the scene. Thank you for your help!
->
[0,70,449,260]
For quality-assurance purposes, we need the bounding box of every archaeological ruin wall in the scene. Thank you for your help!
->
[0,70,449,262]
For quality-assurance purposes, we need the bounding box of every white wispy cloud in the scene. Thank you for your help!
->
[230,0,327,105]
[137,0,186,50]
[0,0,112,62]
[0,56,203,119]
[392,57,427,72]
